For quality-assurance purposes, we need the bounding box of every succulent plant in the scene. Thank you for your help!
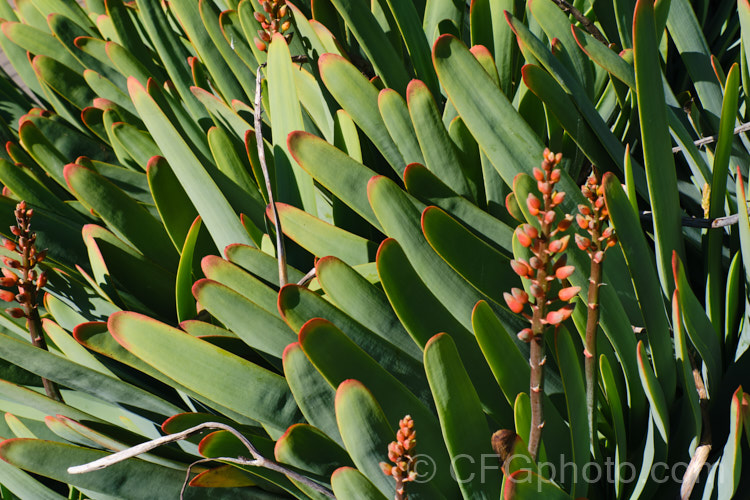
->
[0,0,744,499]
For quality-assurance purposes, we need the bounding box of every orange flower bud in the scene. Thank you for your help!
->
[549,169,561,183]
[517,328,533,342]
[578,204,591,216]
[510,259,531,277]
[527,193,540,215]
[516,228,532,247]
[523,224,538,239]
[533,167,544,181]
[552,191,566,205]
[503,292,524,313]
[558,286,580,302]
[511,287,529,304]
[575,233,590,250]
[2,239,15,252]
[538,181,552,194]
[576,214,589,229]
[555,265,576,280]
[0,290,15,302]
[254,38,267,51]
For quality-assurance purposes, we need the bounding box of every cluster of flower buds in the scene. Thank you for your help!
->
[505,149,578,341]
[0,201,47,319]
[575,172,616,264]
[253,0,292,52]
[380,415,418,493]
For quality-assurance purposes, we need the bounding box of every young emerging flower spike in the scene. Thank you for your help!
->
[505,149,578,462]
[1,201,62,402]
[576,169,616,458]
[253,0,293,51]
[380,415,417,500]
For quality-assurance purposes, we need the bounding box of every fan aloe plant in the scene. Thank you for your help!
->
[0,0,745,498]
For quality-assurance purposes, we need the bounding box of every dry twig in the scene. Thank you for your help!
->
[550,0,607,44]
[67,422,335,499]
[255,63,288,287]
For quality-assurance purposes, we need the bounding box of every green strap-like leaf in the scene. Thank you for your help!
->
[424,332,501,498]
[603,173,675,404]
[271,203,378,266]
[318,54,404,174]
[278,284,429,403]
[422,206,520,299]
[288,131,382,230]
[316,256,420,360]
[108,311,301,428]
[327,0,410,95]
[407,80,472,199]
[129,78,252,252]
[634,0,685,294]
[330,467,387,500]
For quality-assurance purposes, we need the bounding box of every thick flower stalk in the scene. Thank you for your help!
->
[1,201,62,402]
[253,0,293,51]
[504,149,577,461]
[575,171,616,455]
[380,415,417,500]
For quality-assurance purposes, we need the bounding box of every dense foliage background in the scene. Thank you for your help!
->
[0,0,746,498]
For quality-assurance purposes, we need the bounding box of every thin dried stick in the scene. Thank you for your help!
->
[68,422,335,499]
[550,0,607,44]
[639,210,740,228]
[255,63,288,287]
[672,122,750,153]
[297,267,316,287]
[680,353,712,499]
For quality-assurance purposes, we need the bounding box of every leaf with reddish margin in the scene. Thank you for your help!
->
[108,311,301,429]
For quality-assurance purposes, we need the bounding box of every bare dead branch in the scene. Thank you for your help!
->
[68,422,335,499]
[255,63,288,287]
[297,267,316,287]
[672,122,750,153]
[550,0,608,44]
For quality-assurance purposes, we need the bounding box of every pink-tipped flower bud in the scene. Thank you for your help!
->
[527,193,540,216]
[552,191,566,205]
[517,328,533,342]
[254,11,267,23]
[516,227,532,247]
[538,181,552,194]
[548,235,567,253]
[558,286,580,302]
[510,259,531,278]
[503,292,524,313]
[555,265,576,280]
[511,287,529,304]
[523,224,539,239]
[530,283,544,298]
[575,233,590,251]
[593,250,605,263]
[544,210,556,225]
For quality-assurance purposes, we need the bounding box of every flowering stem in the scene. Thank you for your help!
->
[584,245,601,454]
[6,202,63,402]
